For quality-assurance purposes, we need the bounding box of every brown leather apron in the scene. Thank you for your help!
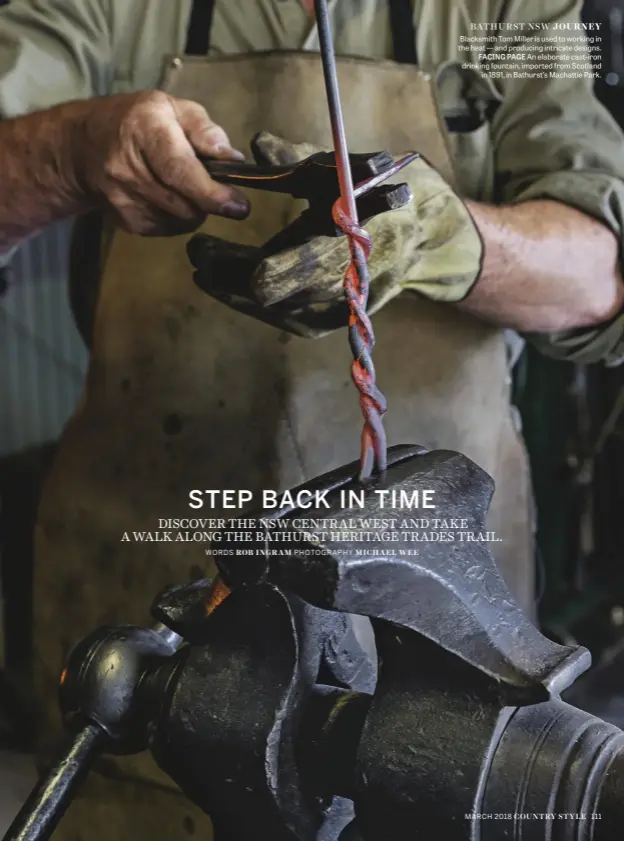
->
[33,50,534,840]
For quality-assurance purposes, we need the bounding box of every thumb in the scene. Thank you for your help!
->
[251,131,321,166]
[173,97,245,161]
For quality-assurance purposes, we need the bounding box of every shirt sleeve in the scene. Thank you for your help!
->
[0,0,113,119]
[490,0,624,366]
[0,0,114,265]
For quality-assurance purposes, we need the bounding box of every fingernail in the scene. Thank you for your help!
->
[214,144,245,161]
[220,200,250,219]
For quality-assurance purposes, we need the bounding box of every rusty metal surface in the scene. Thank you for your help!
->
[313,0,385,480]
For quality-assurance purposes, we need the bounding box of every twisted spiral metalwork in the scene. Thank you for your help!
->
[332,198,387,480]
[332,152,419,481]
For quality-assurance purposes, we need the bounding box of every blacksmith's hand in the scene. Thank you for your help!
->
[72,92,250,236]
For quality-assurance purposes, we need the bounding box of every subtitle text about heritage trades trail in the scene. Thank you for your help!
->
[119,486,502,553]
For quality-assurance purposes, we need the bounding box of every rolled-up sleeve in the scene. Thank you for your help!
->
[0,0,113,265]
[491,0,624,366]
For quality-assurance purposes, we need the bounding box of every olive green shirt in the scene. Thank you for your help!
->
[1,0,623,364]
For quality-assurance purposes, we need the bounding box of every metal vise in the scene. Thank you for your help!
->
[6,446,624,841]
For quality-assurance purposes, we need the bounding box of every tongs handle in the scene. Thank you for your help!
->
[199,150,397,198]
[200,159,298,192]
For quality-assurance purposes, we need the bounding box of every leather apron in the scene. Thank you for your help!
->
[32,47,534,841]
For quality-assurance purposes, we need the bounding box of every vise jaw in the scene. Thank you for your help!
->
[216,444,590,701]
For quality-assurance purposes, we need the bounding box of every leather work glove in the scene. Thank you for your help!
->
[189,132,483,338]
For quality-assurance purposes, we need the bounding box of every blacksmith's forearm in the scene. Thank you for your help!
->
[0,101,91,255]
[459,199,624,332]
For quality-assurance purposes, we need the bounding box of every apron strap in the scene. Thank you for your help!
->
[389,0,418,65]
[185,0,418,63]
[185,0,215,56]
